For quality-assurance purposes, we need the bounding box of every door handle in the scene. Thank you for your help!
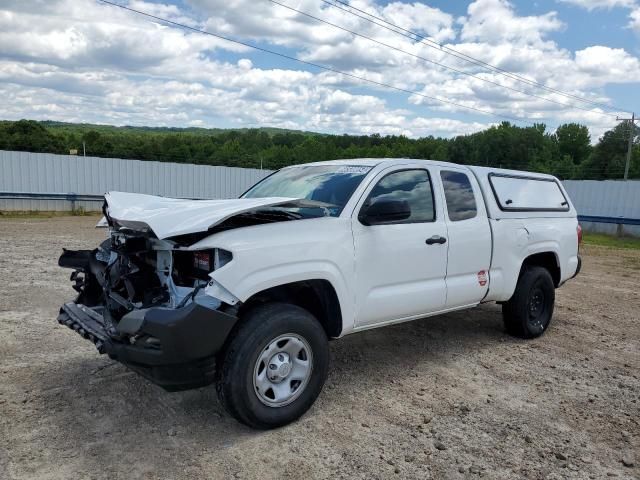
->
[425,235,447,245]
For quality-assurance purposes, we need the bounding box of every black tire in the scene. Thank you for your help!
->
[215,302,329,429]
[502,266,555,339]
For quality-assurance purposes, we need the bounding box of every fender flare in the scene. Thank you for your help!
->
[211,260,354,335]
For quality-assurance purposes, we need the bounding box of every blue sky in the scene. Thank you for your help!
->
[0,0,639,140]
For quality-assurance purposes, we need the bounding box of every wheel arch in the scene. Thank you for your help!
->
[238,279,344,338]
[520,251,561,287]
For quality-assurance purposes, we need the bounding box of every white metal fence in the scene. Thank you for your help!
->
[563,180,640,236]
[0,150,271,211]
[1,150,639,236]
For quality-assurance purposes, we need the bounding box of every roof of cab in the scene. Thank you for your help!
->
[294,158,559,181]
[292,158,469,170]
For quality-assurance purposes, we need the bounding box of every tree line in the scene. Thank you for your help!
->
[0,119,637,180]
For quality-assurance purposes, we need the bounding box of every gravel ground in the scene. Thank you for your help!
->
[0,216,638,480]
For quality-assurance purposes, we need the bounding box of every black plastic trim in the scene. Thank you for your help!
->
[572,255,582,279]
[58,249,92,270]
[57,300,238,391]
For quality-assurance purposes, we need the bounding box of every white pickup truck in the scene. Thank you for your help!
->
[58,158,582,428]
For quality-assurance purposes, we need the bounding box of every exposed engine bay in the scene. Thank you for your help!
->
[58,197,321,346]
[62,192,327,326]
[59,229,233,332]
[64,194,333,329]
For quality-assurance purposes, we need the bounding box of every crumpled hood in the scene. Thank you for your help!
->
[104,191,298,239]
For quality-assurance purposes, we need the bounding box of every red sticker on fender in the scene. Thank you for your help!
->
[478,270,487,286]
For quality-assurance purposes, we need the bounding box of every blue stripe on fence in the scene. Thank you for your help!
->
[578,215,640,226]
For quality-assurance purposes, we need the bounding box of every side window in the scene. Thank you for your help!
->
[488,174,569,211]
[363,169,435,223]
[440,170,477,221]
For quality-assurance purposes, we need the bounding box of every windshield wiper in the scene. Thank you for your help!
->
[242,210,303,221]
[278,199,339,217]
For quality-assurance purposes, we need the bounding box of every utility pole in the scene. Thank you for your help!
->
[83,141,86,157]
[624,112,634,180]
[616,112,637,180]
[614,113,637,237]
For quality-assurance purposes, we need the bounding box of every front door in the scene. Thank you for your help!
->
[352,167,449,328]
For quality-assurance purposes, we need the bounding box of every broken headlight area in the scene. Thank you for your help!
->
[57,228,238,390]
[171,248,232,286]
[58,230,234,338]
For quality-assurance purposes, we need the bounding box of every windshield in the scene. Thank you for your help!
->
[242,165,372,217]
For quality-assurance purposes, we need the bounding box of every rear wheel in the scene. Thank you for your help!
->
[502,266,555,339]
[216,302,329,429]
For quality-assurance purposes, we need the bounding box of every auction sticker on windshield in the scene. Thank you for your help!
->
[335,166,372,174]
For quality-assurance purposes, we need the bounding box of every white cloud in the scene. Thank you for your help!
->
[0,68,490,138]
[460,0,565,47]
[574,46,640,83]
[237,58,253,70]
[0,0,638,142]
[128,0,200,26]
[410,117,494,136]
[0,0,242,72]
[319,89,385,114]
[557,0,636,10]
[629,7,640,31]
[377,1,456,43]
[192,0,456,46]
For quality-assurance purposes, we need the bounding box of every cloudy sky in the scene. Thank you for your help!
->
[1,0,639,139]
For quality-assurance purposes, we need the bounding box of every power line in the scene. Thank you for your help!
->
[269,0,619,119]
[323,0,628,114]
[97,0,533,126]
[321,0,628,114]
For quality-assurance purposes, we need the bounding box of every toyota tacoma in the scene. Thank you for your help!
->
[57,159,582,428]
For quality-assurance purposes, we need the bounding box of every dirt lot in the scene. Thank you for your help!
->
[0,216,638,480]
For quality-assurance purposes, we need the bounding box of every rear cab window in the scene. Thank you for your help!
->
[440,170,477,221]
[488,174,569,212]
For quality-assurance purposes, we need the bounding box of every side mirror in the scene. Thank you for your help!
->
[359,199,411,226]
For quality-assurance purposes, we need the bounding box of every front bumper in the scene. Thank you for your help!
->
[57,299,237,391]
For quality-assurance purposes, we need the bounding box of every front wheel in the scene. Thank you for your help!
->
[216,303,329,429]
[502,266,555,339]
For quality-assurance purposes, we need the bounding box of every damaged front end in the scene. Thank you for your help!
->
[57,216,238,391]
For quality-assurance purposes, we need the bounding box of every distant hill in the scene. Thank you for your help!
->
[39,120,320,137]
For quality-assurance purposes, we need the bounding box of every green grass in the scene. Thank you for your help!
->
[583,232,640,250]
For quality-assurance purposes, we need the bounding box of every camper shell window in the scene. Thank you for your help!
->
[488,173,570,212]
